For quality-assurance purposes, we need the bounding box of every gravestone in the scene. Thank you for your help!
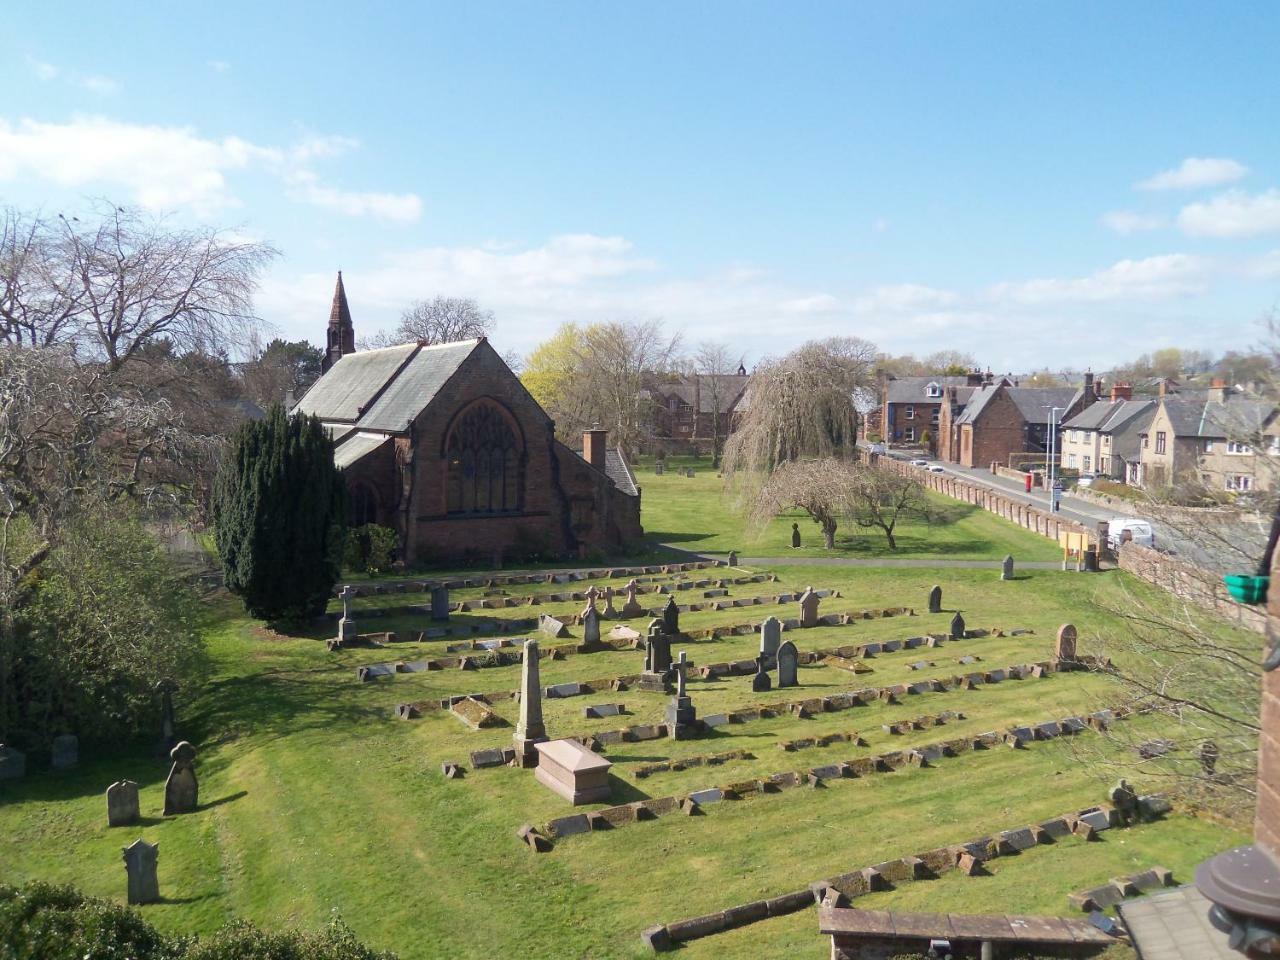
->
[928,585,942,614]
[621,579,644,617]
[665,651,698,739]
[798,587,820,628]
[155,678,179,756]
[685,468,695,478]
[430,585,450,621]
[122,839,159,905]
[106,780,140,827]
[582,607,601,645]
[51,734,78,770]
[1001,555,1015,580]
[777,640,799,688]
[1054,623,1078,664]
[662,595,680,636]
[1110,778,1139,825]
[602,585,617,619]
[759,616,782,664]
[163,741,198,815]
[949,611,966,640]
[337,584,357,642]
[534,739,612,805]
[581,585,600,617]
[1198,740,1219,778]
[638,620,673,693]
[514,639,548,767]
[791,523,801,548]
[654,460,665,475]
[0,744,26,781]
[751,653,772,692]
[727,550,738,567]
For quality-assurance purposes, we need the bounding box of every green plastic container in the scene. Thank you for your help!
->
[1224,574,1269,605]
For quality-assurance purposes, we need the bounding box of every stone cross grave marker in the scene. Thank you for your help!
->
[675,650,688,698]
[928,585,942,614]
[1001,555,1015,580]
[602,585,617,619]
[430,585,450,621]
[163,741,198,815]
[122,839,160,905]
[799,586,820,627]
[582,606,601,645]
[760,616,782,663]
[622,579,644,617]
[646,619,673,675]
[949,611,966,640]
[337,584,357,641]
[106,780,140,827]
[752,653,772,692]
[1054,623,1077,663]
[515,639,548,767]
[777,639,799,688]
[582,585,600,616]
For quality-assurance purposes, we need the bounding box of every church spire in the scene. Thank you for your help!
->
[322,271,355,372]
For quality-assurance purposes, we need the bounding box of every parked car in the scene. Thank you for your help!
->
[1077,473,1097,488]
[928,465,945,473]
[1107,517,1155,551]
[910,458,929,467]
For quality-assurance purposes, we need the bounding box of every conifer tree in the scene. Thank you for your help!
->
[214,405,347,621]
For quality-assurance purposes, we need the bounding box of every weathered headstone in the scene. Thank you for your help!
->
[798,586,820,628]
[654,460,665,475]
[163,741,198,815]
[777,640,799,688]
[0,744,26,781]
[759,615,782,664]
[1198,740,1220,778]
[1054,623,1078,664]
[122,839,159,905]
[51,734,78,770]
[949,611,966,640]
[662,595,680,636]
[752,653,772,692]
[602,585,617,619]
[666,651,698,739]
[581,585,600,617]
[791,522,801,548]
[1001,554,1015,581]
[582,607,601,645]
[155,678,179,756]
[621,579,644,617]
[645,620,673,675]
[727,550,738,567]
[106,780,140,827]
[928,585,942,614]
[430,585,450,621]
[1110,779,1139,825]
[515,639,548,767]
[337,584,357,642]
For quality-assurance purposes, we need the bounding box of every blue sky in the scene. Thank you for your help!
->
[4,1,1279,369]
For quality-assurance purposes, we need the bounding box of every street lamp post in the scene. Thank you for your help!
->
[1045,406,1065,513]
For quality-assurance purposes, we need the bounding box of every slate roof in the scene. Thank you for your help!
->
[1117,886,1238,960]
[884,376,973,404]
[1062,398,1156,433]
[955,383,1081,425]
[1156,395,1275,439]
[333,433,391,470]
[604,448,639,497]
[655,374,749,414]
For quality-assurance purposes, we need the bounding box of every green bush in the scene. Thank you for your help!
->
[343,525,399,575]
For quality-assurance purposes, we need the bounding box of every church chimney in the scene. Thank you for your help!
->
[322,272,355,373]
[584,425,607,471]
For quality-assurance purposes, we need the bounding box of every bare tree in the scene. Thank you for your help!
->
[579,320,682,454]
[691,340,736,467]
[0,207,85,349]
[748,458,862,549]
[361,296,494,349]
[850,468,927,549]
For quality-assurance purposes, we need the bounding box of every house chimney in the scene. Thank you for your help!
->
[966,370,984,386]
[1208,378,1229,403]
[1080,371,1096,408]
[584,425,608,470]
[1110,383,1132,402]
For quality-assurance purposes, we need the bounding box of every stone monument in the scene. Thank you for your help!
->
[602,585,617,619]
[107,780,140,827]
[928,584,942,614]
[752,653,772,692]
[661,595,680,636]
[728,550,738,567]
[0,744,25,781]
[430,585,450,621]
[581,585,600,617]
[665,651,698,740]
[1054,623,1078,666]
[163,741,198,815]
[122,839,159,905]
[336,584,356,643]
[759,615,782,666]
[51,734,78,770]
[777,640,799,688]
[638,619,674,693]
[791,522,801,548]
[949,611,966,640]
[582,606,601,645]
[1001,555,1015,581]
[514,639,548,767]
[799,586,820,627]
[621,579,644,618]
[533,739,612,805]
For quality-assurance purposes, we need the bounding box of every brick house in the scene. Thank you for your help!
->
[649,368,750,444]
[294,275,643,564]
[880,374,981,452]
[1058,385,1156,482]
[1136,382,1278,493]
[939,376,1095,469]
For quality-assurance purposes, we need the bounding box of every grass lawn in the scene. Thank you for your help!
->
[0,471,1257,958]
[638,455,1062,561]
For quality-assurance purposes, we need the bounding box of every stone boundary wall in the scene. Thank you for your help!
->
[1117,543,1265,635]
[863,451,1093,546]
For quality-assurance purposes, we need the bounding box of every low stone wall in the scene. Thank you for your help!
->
[1118,543,1265,634]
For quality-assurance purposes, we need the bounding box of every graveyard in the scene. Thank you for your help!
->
[0,465,1257,959]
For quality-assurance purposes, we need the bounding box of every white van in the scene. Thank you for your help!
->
[1107,518,1155,551]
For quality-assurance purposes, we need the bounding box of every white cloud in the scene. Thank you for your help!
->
[27,57,119,94]
[28,58,59,81]
[79,75,120,95]
[780,293,840,314]
[1177,189,1280,238]
[1137,157,1248,191]
[1100,210,1166,235]
[208,60,231,73]
[988,254,1211,304]
[853,284,958,313]
[0,116,422,221]
[872,217,890,233]
[1241,250,1280,280]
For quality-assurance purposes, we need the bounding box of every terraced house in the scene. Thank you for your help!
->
[1058,385,1156,482]
[880,373,982,453]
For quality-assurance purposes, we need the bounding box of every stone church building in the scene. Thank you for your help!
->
[295,275,643,564]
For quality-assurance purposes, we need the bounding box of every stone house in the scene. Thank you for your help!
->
[648,368,750,445]
[880,373,981,452]
[1058,385,1156,482]
[939,375,1096,469]
[1136,382,1278,493]
[294,275,643,564]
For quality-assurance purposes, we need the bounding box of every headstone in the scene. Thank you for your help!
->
[514,639,548,767]
[791,522,801,548]
[582,607,601,645]
[727,550,738,567]
[1109,778,1139,825]
[335,584,358,644]
[1001,555,1015,580]
[581,585,600,617]
[798,586,819,628]
[163,741,198,815]
[534,739,612,805]
[759,616,782,662]
[666,651,698,739]
[1198,740,1219,778]
[949,611,966,640]
[0,744,25,781]
[654,461,665,475]
[928,585,942,614]
[621,579,644,617]
[122,839,159,905]
[777,640,799,688]
[51,734,78,770]
[430,585,450,621]
[602,585,617,619]
[662,595,680,636]
[106,781,140,827]
[1054,623,1078,663]
[645,620,673,675]
[752,653,772,692]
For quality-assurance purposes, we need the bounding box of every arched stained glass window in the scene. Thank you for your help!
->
[446,403,523,515]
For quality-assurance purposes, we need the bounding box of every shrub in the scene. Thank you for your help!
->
[343,525,399,575]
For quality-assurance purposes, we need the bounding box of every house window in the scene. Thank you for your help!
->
[1226,441,1253,455]
[1083,456,1091,472]
[446,402,524,515]
[1100,456,1110,474]
[904,426,916,442]
[925,382,942,398]
[905,405,915,420]
[1155,431,1167,455]
[1226,475,1253,492]
[1103,434,1111,447]
[1067,454,1078,468]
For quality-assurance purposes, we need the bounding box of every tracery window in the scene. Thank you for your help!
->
[446,403,523,515]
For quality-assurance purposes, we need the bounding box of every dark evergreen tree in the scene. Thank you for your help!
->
[214,405,346,621]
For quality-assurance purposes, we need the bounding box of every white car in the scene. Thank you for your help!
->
[1077,473,1097,488]
[928,465,945,473]
[910,458,929,467]
[1107,518,1156,551]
